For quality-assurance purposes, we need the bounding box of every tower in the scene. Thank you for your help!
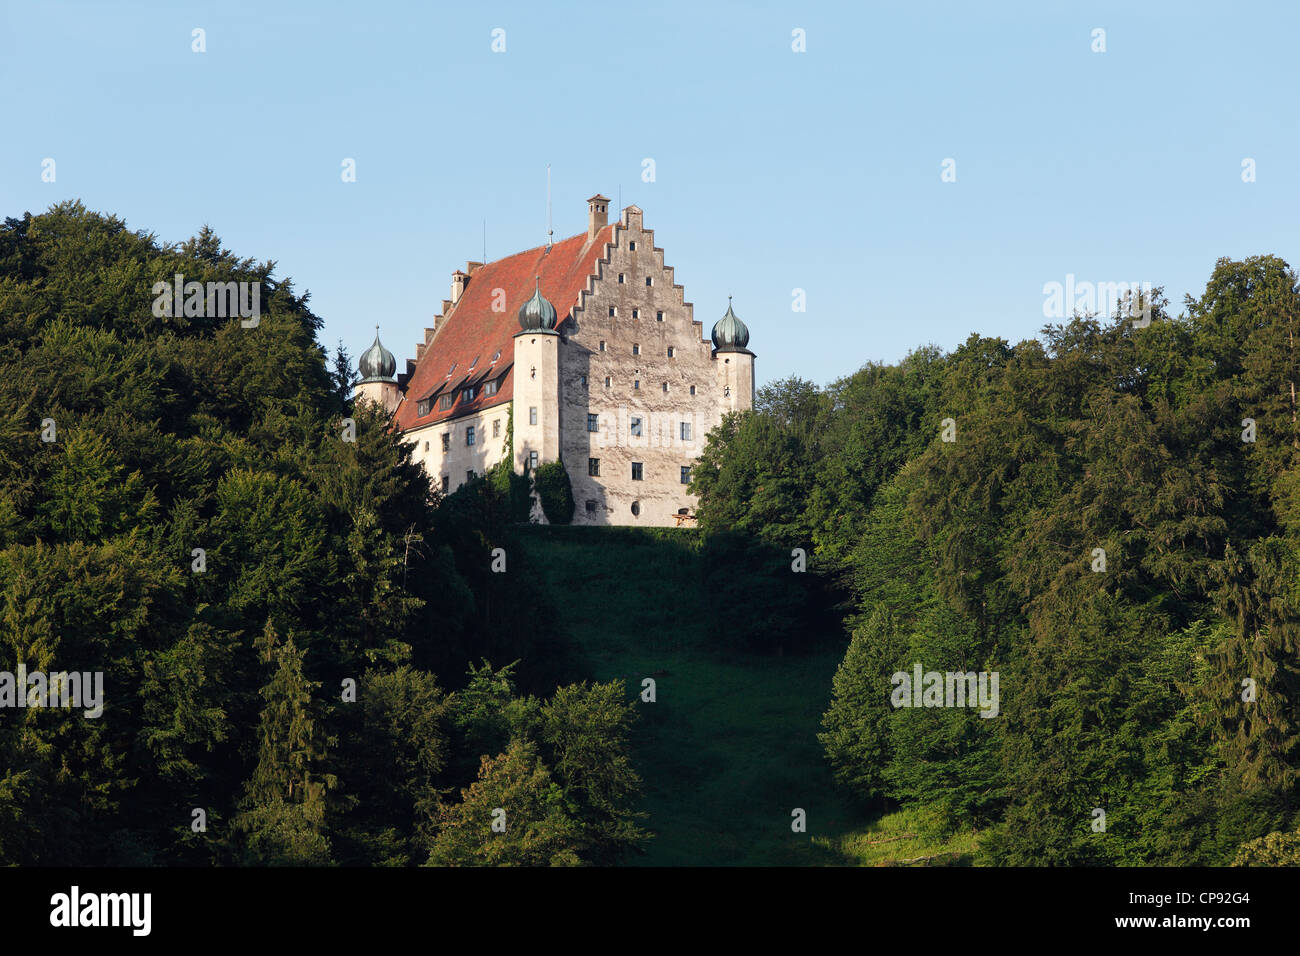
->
[711,298,755,412]
[354,326,400,414]
[513,279,561,473]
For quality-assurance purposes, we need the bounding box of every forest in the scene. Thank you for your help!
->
[2,201,1297,865]
[690,256,1300,864]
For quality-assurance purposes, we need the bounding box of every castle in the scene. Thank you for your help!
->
[353,195,755,527]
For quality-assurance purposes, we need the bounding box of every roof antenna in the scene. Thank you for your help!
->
[546,164,553,251]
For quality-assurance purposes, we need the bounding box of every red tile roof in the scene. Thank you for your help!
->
[393,225,616,431]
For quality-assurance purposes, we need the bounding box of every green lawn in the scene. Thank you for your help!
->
[517,525,883,865]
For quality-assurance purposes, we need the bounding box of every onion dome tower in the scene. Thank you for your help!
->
[353,325,401,414]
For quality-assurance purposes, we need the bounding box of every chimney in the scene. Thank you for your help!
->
[451,270,469,305]
[587,194,610,240]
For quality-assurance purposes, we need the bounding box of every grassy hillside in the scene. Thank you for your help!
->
[516,525,978,866]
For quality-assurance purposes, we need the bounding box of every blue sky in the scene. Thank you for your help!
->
[3,0,1296,388]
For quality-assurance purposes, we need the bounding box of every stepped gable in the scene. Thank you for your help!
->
[394,223,617,431]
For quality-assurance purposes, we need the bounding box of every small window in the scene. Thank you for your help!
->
[441,433,451,451]
[484,379,499,396]
[424,441,430,451]
[680,422,692,441]
[662,382,669,393]
[630,417,642,437]
[689,385,696,396]
[461,386,476,402]
[586,499,597,513]
[629,241,636,251]
[491,350,501,363]
[580,374,588,387]
[681,466,691,484]
[528,451,538,470]
[604,376,611,388]
[529,406,538,426]
[634,379,640,390]
[466,426,476,446]
[470,354,480,369]
[587,413,599,432]
[631,501,641,516]
[588,457,600,476]
[632,344,640,355]
[418,399,432,416]
[631,463,643,481]
[448,363,457,375]
[618,273,625,284]
[493,419,500,437]
[632,309,640,320]
[466,470,475,483]
[656,311,664,322]
[439,394,454,410]
[608,306,616,317]
[441,475,449,493]
[645,277,653,287]
[667,347,674,358]
[599,340,606,352]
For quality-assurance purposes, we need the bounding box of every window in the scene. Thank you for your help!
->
[586,499,597,513]
[466,470,475,483]
[448,363,457,374]
[632,344,640,355]
[680,422,692,441]
[484,379,499,396]
[632,308,639,319]
[681,466,691,484]
[439,394,454,410]
[630,417,642,437]
[604,376,611,388]
[580,374,588,387]
[656,310,664,322]
[662,382,669,393]
[417,398,432,416]
[618,273,625,284]
[689,385,696,396]
[528,451,538,470]
[441,433,451,451]
[608,306,616,317]
[424,441,430,451]
[634,379,640,390]
[588,457,600,476]
[461,386,477,402]
[470,354,480,369]
[667,346,675,357]
[529,406,538,426]
[493,419,500,437]
[466,426,476,446]
[645,277,653,286]
[631,501,641,516]
[629,241,636,251]
[587,413,599,432]
[599,340,606,351]
[491,349,501,363]
[441,475,449,493]
[631,462,643,481]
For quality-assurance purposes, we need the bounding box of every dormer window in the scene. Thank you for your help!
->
[461,386,477,402]
[417,398,432,416]
[484,379,499,396]
[439,394,454,410]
